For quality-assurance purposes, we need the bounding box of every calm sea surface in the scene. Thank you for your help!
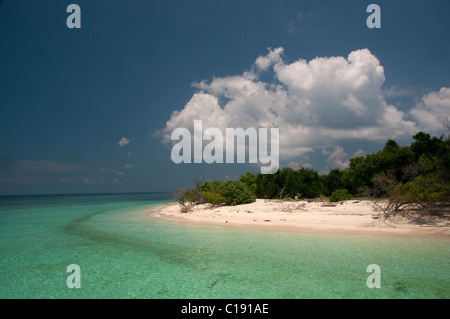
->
[0,193,448,298]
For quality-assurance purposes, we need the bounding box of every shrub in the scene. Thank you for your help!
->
[203,191,226,206]
[391,174,449,213]
[219,180,256,206]
[177,186,206,213]
[329,189,352,202]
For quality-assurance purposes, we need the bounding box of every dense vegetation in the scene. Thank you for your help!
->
[178,131,450,216]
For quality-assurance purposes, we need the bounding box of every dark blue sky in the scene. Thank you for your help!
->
[1,0,449,195]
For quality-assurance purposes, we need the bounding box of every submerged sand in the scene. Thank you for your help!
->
[151,199,450,238]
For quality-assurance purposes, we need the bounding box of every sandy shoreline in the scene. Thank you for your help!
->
[150,199,450,238]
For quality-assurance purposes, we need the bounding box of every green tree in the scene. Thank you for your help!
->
[239,172,257,195]
[219,180,256,206]
[342,155,375,194]
[297,168,323,198]
[255,172,279,199]
[274,168,323,199]
[322,169,344,196]
[279,168,302,198]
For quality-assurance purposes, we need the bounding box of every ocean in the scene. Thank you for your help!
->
[0,193,448,299]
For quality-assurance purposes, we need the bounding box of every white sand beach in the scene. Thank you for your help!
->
[152,199,450,238]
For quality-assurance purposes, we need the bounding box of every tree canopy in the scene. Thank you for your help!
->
[179,131,449,216]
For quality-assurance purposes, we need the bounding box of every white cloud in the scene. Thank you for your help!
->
[286,160,313,170]
[326,146,350,170]
[410,87,450,134]
[286,161,300,169]
[159,48,443,163]
[353,149,365,157]
[119,137,130,147]
[254,47,284,71]
[383,85,417,99]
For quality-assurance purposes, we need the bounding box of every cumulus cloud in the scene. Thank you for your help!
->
[254,47,284,71]
[326,146,350,170]
[410,87,450,134]
[286,160,312,170]
[286,161,300,169]
[119,137,130,147]
[353,149,365,157]
[159,48,448,164]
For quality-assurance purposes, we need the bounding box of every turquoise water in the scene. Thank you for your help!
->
[0,193,449,299]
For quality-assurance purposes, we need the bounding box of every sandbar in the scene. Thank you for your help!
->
[151,199,450,238]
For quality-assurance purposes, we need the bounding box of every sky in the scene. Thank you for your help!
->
[0,0,449,195]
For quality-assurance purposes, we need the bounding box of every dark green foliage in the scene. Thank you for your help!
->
[329,189,352,202]
[341,140,416,195]
[200,179,256,206]
[394,173,448,205]
[322,169,344,197]
[219,180,256,206]
[279,168,301,198]
[191,131,449,214]
[255,172,279,199]
[203,191,226,206]
[364,131,450,216]
[411,132,444,160]
[254,168,322,199]
[201,180,222,194]
[342,155,375,194]
[201,180,226,206]
[293,168,322,198]
[239,172,257,195]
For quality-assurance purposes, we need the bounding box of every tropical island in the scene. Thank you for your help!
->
[155,131,450,237]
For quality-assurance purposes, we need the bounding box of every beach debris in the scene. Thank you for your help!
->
[264,219,271,222]
[321,203,337,207]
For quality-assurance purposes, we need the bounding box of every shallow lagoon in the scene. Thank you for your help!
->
[0,193,448,298]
